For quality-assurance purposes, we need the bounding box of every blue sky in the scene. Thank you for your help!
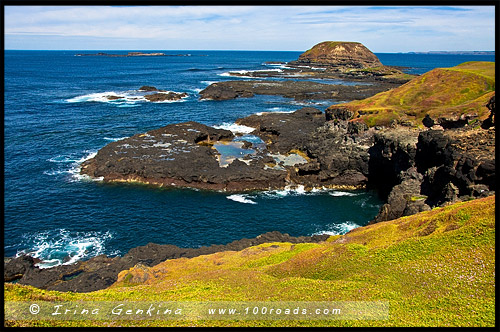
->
[4,5,495,52]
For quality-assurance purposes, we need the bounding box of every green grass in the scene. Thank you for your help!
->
[4,196,495,327]
[331,61,495,127]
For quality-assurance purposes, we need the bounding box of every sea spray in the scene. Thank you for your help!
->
[16,229,117,269]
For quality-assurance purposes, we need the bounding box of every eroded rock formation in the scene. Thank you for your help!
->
[290,41,383,69]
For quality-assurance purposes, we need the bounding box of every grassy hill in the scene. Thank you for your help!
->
[331,61,495,127]
[4,195,495,327]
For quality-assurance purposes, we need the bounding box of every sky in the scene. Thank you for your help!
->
[3,5,496,52]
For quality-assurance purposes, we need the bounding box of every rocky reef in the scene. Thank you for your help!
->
[104,86,188,102]
[80,107,375,191]
[369,95,495,223]
[199,79,399,102]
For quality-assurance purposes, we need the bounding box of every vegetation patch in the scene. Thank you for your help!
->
[4,196,495,327]
[330,62,495,128]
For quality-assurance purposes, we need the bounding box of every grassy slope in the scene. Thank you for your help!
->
[336,61,495,127]
[4,195,495,327]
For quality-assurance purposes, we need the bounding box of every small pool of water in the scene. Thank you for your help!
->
[213,141,256,167]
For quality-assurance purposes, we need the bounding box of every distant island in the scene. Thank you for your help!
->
[407,51,494,55]
[75,52,194,57]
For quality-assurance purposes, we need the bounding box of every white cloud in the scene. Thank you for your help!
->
[4,5,495,51]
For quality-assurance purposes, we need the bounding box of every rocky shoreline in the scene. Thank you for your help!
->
[4,231,329,293]
[5,41,495,294]
[199,79,400,102]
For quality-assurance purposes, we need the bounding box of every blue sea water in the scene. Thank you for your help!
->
[3,50,494,268]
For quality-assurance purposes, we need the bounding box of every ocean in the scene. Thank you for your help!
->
[3,50,494,268]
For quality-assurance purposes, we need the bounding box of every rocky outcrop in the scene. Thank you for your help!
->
[80,100,495,221]
[236,107,374,188]
[416,128,496,206]
[81,107,382,191]
[290,41,383,69]
[199,80,396,102]
[481,94,495,129]
[144,92,188,102]
[4,231,329,293]
[367,128,421,198]
[219,42,413,84]
[80,121,293,192]
[371,167,430,223]
[104,86,188,102]
[370,123,495,223]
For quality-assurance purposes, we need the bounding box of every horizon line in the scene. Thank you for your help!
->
[4,49,496,53]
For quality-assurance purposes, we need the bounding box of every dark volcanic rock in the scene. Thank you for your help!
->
[106,95,124,100]
[481,94,495,129]
[367,128,421,199]
[238,107,326,153]
[144,92,188,102]
[82,107,380,191]
[4,255,40,282]
[371,125,495,223]
[325,106,355,121]
[416,128,496,206]
[199,80,396,102]
[238,107,374,188]
[5,232,329,293]
[424,112,480,129]
[80,121,288,191]
[371,167,430,223]
[139,85,161,92]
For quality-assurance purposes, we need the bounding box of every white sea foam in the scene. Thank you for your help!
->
[218,68,283,78]
[213,122,256,134]
[103,136,129,142]
[290,100,330,107]
[312,221,361,236]
[262,185,322,198]
[16,229,115,269]
[45,150,103,182]
[66,91,125,103]
[201,81,219,86]
[264,63,294,70]
[329,191,360,197]
[218,70,248,77]
[227,194,257,204]
[256,109,295,116]
[65,89,188,105]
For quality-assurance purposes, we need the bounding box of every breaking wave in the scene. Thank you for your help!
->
[226,194,257,204]
[44,150,102,182]
[16,229,117,269]
[213,122,256,134]
[311,221,361,236]
[65,89,188,105]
